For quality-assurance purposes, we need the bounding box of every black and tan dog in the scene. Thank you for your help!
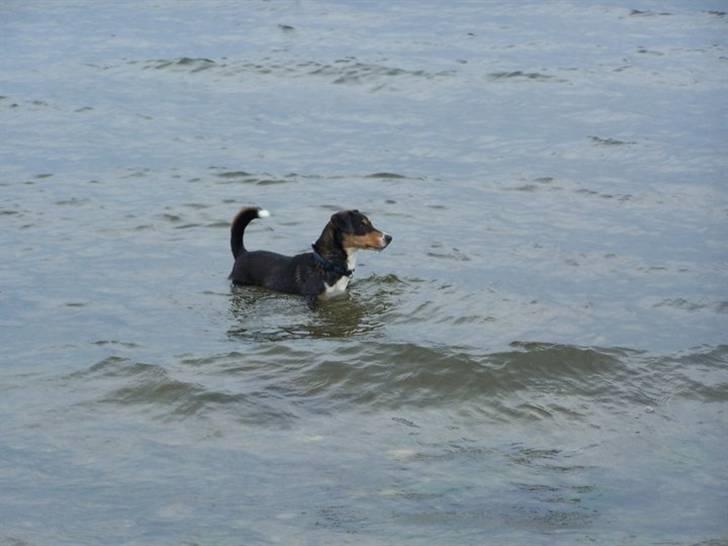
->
[229,207,392,307]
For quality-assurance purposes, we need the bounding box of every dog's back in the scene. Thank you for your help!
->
[228,206,391,306]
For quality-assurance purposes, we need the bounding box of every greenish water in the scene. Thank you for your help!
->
[1,1,727,545]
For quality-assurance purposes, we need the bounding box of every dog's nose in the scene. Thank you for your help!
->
[384,234,393,246]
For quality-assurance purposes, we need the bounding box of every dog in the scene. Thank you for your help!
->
[229,207,392,307]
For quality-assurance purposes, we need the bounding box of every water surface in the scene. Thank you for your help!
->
[1,1,727,545]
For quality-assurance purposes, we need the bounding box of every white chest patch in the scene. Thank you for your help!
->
[323,275,351,298]
[321,252,357,299]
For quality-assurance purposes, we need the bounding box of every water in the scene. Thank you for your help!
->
[1,1,727,544]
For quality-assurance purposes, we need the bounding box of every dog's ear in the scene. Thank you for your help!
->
[331,211,353,232]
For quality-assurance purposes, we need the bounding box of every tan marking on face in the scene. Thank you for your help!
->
[342,231,385,250]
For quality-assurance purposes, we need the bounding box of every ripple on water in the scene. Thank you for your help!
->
[119,56,455,92]
[487,70,566,83]
[70,356,298,427]
[214,170,290,186]
[365,172,409,179]
[142,57,216,72]
[69,344,728,426]
[227,282,395,341]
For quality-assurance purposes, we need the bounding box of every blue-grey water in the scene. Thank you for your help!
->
[1,1,727,545]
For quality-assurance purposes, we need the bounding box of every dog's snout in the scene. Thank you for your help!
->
[384,233,392,246]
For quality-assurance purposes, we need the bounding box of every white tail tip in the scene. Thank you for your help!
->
[257,209,270,218]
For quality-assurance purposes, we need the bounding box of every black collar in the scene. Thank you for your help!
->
[311,245,353,277]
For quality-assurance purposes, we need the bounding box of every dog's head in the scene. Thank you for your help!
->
[330,210,392,251]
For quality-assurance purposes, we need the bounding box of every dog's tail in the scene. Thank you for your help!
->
[230,207,270,258]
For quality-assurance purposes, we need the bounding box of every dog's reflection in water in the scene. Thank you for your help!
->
[227,286,379,341]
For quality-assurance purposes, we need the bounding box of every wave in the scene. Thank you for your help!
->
[70,356,298,426]
[69,344,728,426]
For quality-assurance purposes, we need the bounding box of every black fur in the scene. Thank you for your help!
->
[228,207,391,308]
